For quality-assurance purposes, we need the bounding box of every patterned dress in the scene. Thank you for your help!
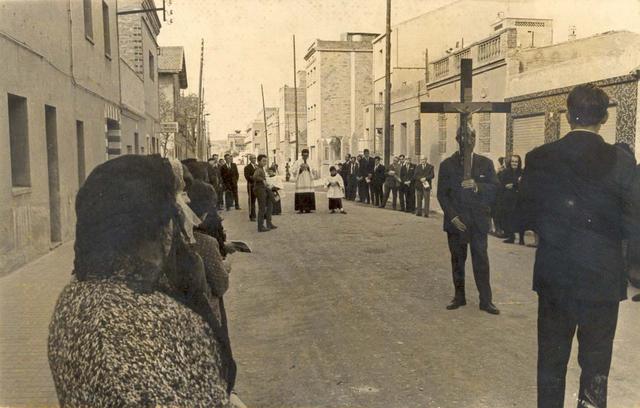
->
[48,279,232,407]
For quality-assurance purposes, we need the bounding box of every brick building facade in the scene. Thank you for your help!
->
[304,32,378,178]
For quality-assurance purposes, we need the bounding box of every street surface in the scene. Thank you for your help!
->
[1,180,639,407]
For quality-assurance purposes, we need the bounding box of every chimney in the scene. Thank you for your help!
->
[568,26,577,41]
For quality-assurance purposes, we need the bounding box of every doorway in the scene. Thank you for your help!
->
[45,105,61,243]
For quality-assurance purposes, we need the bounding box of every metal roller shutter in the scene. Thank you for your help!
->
[560,106,617,144]
[512,115,545,158]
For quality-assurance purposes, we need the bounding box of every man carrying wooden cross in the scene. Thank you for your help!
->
[425,58,507,314]
[437,125,500,314]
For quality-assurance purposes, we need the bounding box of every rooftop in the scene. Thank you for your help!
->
[158,46,188,88]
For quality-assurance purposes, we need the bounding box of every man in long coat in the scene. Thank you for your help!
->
[519,84,640,408]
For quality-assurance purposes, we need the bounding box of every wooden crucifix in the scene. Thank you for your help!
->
[421,59,511,179]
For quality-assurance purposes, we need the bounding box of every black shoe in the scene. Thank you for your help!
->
[480,303,500,315]
[503,238,515,244]
[416,212,422,216]
[446,298,467,310]
[632,294,640,302]
[235,207,242,210]
[267,224,278,230]
[258,226,271,232]
[250,218,256,222]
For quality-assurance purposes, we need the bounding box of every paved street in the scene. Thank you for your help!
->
[1,181,639,407]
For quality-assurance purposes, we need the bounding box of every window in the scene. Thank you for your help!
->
[438,114,447,154]
[478,112,491,153]
[76,121,86,186]
[140,146,145,154]
[400,122,408,155]
[8,94,31,187]
[134,132,140,154]
[102,1,111,57]
[149,51,155,81]
[83,0,93,42]
[127,145,133,154]
[414,120,421,156]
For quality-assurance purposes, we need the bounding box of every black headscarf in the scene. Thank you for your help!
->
[73,155,179,292]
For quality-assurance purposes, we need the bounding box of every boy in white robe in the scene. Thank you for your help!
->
[326,166,346,214]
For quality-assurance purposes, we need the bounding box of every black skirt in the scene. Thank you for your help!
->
[295,192,316,211]
[328,198,342,210]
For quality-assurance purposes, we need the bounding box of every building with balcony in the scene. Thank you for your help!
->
[421,17,553,170]
[0,0,122,272]
[506,30,640,161]
[305,32,379,178]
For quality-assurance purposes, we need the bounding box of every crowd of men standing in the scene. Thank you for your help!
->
[338,149,436,217]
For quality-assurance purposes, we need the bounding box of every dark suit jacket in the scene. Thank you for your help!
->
[207,165,221,190]
[372,163,386,185]
[413,163,435,190]
[359,156,375,177]
[244,162,256,184]
[519,130,639,302]
[348,162,359,183]
[437,152,499,234]
[400,163,415,189]
[385,164,401,187]
[220,162,239,190]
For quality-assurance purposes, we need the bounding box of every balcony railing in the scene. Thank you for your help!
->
[478,35,501,63]
[433,58,450,79]
[454,49,471,70]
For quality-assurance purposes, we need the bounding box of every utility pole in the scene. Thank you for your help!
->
[384,0,392,166]
[293,35,300,161]
[261,84,269,158]
[196,38,204,159]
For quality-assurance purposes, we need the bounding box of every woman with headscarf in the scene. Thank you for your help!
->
[176,159,238,395]
[183,160,228,257]
[501,154,525,245]
[48,155,233,407]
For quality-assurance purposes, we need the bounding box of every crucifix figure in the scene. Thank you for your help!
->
[421,59,511,178]
[425,58,509,315]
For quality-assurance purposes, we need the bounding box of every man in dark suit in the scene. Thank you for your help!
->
[244,154,258,221]
[358,149,376,204]
[346,156,359,201]
[220,154,241,211]
[208,154,224,210]
[519,84,640,408]
[437,127,500,315]
[340,154,351,196]
[413,156,435,217]
[382,156,401,209]
[371,156,385,207]
[400,156,415,212]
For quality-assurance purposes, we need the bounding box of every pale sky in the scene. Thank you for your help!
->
[157,0,640,141]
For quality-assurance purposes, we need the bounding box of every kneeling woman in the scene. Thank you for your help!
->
[48,155,234,407]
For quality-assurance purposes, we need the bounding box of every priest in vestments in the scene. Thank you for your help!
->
[292,148,316,213]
